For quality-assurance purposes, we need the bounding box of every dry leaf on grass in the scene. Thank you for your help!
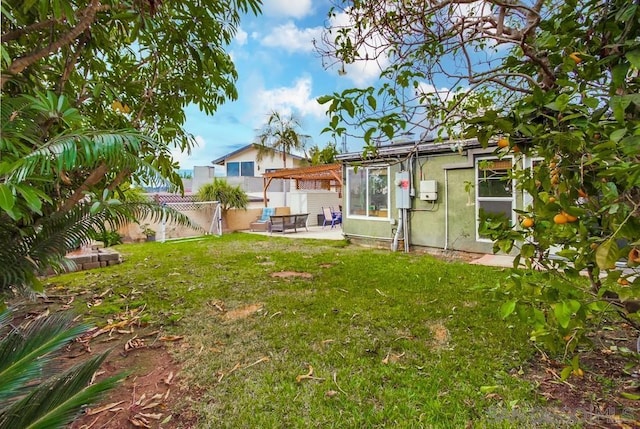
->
[124,336,146,351]
[86,401,126,416]
[296,365,324,383]
[159,335,183,342]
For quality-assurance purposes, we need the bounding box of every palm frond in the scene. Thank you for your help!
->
[0,351,122,429]
[0,309,123,429]
[0,201,199,293]
[0,310,88,408]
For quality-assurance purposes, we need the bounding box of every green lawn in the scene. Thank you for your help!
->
[46,234,570,428]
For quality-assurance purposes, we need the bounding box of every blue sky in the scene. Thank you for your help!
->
[173,0,384,170]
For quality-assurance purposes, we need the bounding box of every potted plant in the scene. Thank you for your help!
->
[141,224,156,242]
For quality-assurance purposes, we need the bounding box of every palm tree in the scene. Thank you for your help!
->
[197,178,248,215]
[197,179,248,231]
[255,111,310,168]
[0,92,196,297]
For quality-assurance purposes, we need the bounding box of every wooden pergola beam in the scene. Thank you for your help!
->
[261,163,343,207]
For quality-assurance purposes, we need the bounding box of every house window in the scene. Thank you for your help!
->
[476,157,515,240]
[241,161,254,176]
[347,166,390,219]
[227,161,254,177]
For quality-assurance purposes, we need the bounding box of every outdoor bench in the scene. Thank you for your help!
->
[269,213,309,234]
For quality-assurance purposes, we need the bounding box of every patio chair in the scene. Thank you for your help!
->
[250,207,276,231]
[322,207,342,229]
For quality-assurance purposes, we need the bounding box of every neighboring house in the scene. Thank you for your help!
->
[336,138,533,255]
[211,143,306,177]
[211,143,307,207]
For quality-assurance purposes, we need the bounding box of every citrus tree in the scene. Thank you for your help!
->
[317,0,639,356]
[1,0,260,295]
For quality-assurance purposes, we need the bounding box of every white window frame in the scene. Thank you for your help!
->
[523,155,544,210]
[475,156,516,242]
[346,166,391,221]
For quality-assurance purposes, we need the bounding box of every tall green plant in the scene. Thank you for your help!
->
[0,309,123,429]
[197,178,248,214]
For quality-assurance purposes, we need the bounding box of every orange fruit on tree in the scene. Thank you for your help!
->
[569,52,582,64]
[548,196,556,203]
[553,213,569,224]
[497,137,509,148]
[562,211,578,222]
[617,278,629,286]
[521,217,534,228]
[628,248,640,267]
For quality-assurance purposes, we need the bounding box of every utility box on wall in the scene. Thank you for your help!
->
[395,171,411,209]
[419,180,438,201]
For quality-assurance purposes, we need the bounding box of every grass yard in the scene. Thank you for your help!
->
[31,234,630,428]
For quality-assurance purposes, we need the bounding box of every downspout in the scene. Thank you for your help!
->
[444,169,449,251]
[391,209,403,252]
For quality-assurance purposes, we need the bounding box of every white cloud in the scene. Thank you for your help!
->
[262,0,313,19]
[171,135,209,170]
[235,27,248,46]
[325,10,390,86]
[251,77,327,126]
[416,82,459,103]
[260,22,322,53]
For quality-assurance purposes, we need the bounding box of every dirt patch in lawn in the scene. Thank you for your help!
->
[427,321,450,350]
[222,303,264,321]
[516,324,640,428]
[70,341,190,429]
[270,271,313,279]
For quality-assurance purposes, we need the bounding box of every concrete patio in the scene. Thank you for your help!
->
[242,225,345,240]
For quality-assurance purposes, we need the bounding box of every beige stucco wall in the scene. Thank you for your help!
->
[118,206,292,241]
[224,206,290,231]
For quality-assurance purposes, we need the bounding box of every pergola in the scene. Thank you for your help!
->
[261,163,343,206]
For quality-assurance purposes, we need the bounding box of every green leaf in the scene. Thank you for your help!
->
[595,239,619,269]
[16,185,43,214]
[521,243,535,258]
[609,128,627,142]
[317,95,333,105]
[479,385,499,394]
[367,95,377,110]
[553,300,580,329]
[620,392,640,400]
[0,184,15,212]
[610,96,631,123]
[560,366,573,381]
[627,50,640,69]
[499,300,517,319]
[343,99,355,117]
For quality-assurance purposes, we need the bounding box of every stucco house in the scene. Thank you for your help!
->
[336,138,534,255]
[211,143,307,207]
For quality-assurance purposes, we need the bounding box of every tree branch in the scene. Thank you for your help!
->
[59,162,109,214]
[1,18,59,42]
[1,0,108,90]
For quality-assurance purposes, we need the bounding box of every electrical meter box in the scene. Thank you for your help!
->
[419,180,438,201]
[395,171,411,209]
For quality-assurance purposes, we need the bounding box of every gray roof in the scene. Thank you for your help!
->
[212,143,306,165]
[336,138,482,162]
